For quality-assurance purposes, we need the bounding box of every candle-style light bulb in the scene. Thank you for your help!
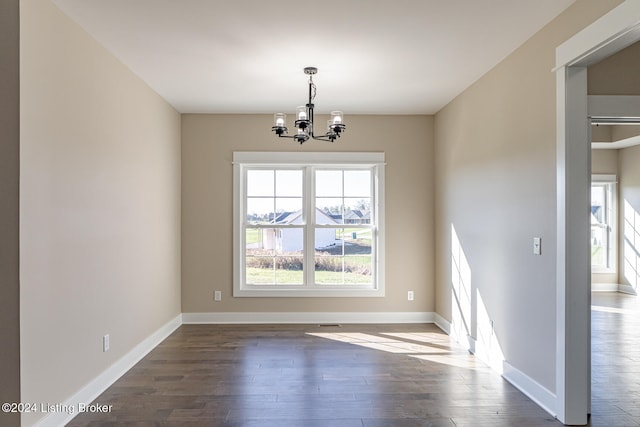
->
[296,106,307,121]
[274,113,286,127]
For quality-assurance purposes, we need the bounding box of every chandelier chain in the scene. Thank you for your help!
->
[309,77,317,102]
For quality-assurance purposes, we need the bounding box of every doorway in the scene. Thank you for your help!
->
[556,2,640,424]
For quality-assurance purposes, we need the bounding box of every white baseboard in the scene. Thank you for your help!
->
[502,361,557,419]
[182,311,435,324]
[374,314,557,419]
[591,282,619,292]
[34,310,446,426]
[591,282,638,295]
[35,314,182,427]
[618,283,637,295]
[433,313,451,334]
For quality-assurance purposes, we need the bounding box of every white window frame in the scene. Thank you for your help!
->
[591,174,617,274]
[233,152,385,297]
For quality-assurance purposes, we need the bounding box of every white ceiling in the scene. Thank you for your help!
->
[52,0,575,115]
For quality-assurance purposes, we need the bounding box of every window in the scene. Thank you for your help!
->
[591,175,617,273]
[233,152,385,297]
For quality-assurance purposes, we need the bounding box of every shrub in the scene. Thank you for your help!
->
[245,249,370,276]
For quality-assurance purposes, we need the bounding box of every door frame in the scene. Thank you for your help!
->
[555,1,640,424]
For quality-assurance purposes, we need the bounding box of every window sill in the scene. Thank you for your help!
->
[592,268,617,274]
[233,287,385,298]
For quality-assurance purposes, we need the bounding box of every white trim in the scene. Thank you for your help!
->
[35,315,182,427]
[589,95,640,149]
[591,176,618,274]
[555,2,640,423]
[182,311,435,324]
[555,1,640,69]
[502,361,558,420]
[433,313,451,335]
[232,288,386,298]
[588,95,640,120]
[28,310,461,426]
[591,282,619,292]
[591,282,637,295]
[592,135,640,150]
[556,64,591,425]
[233,151,385,165]
[618,283,638,295]
[591,174,617,183]
[467,336,476,354]
[233,151,386,298]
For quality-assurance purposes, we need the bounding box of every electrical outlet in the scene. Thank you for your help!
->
[103,334,110,352]
[214,291,222,301]
[407,291,414,301]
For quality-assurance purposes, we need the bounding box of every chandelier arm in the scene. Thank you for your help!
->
[275,133,308,144]
[311,132,342,142]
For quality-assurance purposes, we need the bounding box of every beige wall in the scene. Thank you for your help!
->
[0,0,20,426]
[619,145,640,291]
[588,41,640,95]
[14,0,632,422]
[20,0,182,424]
[592,149,618,175]
[181,114,434,314]
[588,39,640,150]
[591,124,612,142]
[434,0,623,392]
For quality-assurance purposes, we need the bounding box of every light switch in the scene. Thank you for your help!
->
[533,237,542,255]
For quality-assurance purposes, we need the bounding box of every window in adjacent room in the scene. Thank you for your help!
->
[233,152,385,297]
[591,175,617,273]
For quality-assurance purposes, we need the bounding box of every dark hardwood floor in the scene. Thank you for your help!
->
[68,292,639,426]
[590,291,640,426]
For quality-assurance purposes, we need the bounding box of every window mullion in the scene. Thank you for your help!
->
[304,166,315,287]
[239,165,247,288]
[372,166,378,287]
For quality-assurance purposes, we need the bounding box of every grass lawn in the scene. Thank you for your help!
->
[246,229,261,245]
[591,245,604,266]
[246,267,372,285]
[337,228,372,239]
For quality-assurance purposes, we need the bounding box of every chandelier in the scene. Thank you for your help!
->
[271,67,346,144]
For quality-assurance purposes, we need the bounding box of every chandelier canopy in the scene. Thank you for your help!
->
[271,67,346,144]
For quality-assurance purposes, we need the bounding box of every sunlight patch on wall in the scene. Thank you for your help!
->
[474,290,505,374]
[622,200,640,289]
[449,224,505,374]
[451,224,471,346]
